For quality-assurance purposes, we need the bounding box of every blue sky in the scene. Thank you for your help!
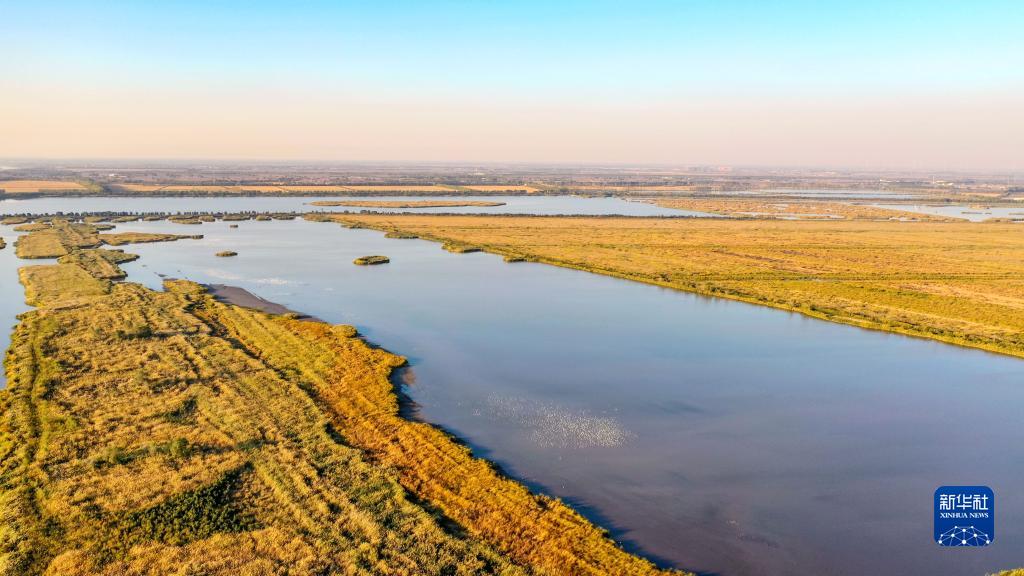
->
[2,1,1022,167]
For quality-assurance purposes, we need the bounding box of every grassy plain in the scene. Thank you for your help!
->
[310,200,506,208]
[648,198,960,221]
[0,228,675,575]
[321,214,1024,359]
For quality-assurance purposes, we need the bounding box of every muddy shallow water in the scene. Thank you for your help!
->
[2,217,1022,575]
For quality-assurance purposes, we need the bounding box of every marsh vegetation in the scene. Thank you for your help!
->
[353,255,390,265]
[441,242,482,253]
[647,198,961,221]
[13,221,201,260]
[0,225,675,575]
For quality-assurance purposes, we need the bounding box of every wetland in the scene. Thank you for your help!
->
[2,212,1024,573]
[1,209,1022,575]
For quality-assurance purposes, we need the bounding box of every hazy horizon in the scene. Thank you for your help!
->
[2,1,1022,171]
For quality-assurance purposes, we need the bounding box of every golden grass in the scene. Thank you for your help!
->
[570,185,701,192]
[18,263,109,305]
[14,221,200,259]
[333,185,458,192]
[0,237,5,250]
[323,214,1024,359]
[352,255,389,265]
[213,292,673,576]
[15,221,101,258]
[101,232,203,246]
[310,200,506,208]
[0,180,88,194]
[462,186,540,193]
[649,198,960,221]
[57,249,138,280]
[12,223,51,232]
[1,228,678,575]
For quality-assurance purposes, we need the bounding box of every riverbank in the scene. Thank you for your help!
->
[645,197,964,221]
[0,225,679,575]
[318,213,1024,360]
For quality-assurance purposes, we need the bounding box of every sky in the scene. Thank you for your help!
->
[1,1,1022,170]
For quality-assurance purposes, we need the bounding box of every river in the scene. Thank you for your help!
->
[0,214,1021,575]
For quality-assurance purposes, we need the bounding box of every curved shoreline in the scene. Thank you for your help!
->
[321,213,1024,362]
[0,222,680,575]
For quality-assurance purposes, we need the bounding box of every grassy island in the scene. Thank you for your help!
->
[353,255,390,265]
[0,225,675,576]
[12,223,51,232]
[215,251,238,257]
[168,216,203,225]
[14,221,201,259]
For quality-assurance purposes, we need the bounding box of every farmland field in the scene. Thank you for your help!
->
[0,180,91,194]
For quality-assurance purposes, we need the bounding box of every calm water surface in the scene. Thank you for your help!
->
[737,189,924,199]
[1,217,1022,575]
[0,225,32,387]
[873,203,1024,222]
[0,195,706,217]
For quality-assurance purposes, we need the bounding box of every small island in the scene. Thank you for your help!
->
[215,250,238,257]
[310,200,506,208]
[442,242,482,253]
[353,255,390,265]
